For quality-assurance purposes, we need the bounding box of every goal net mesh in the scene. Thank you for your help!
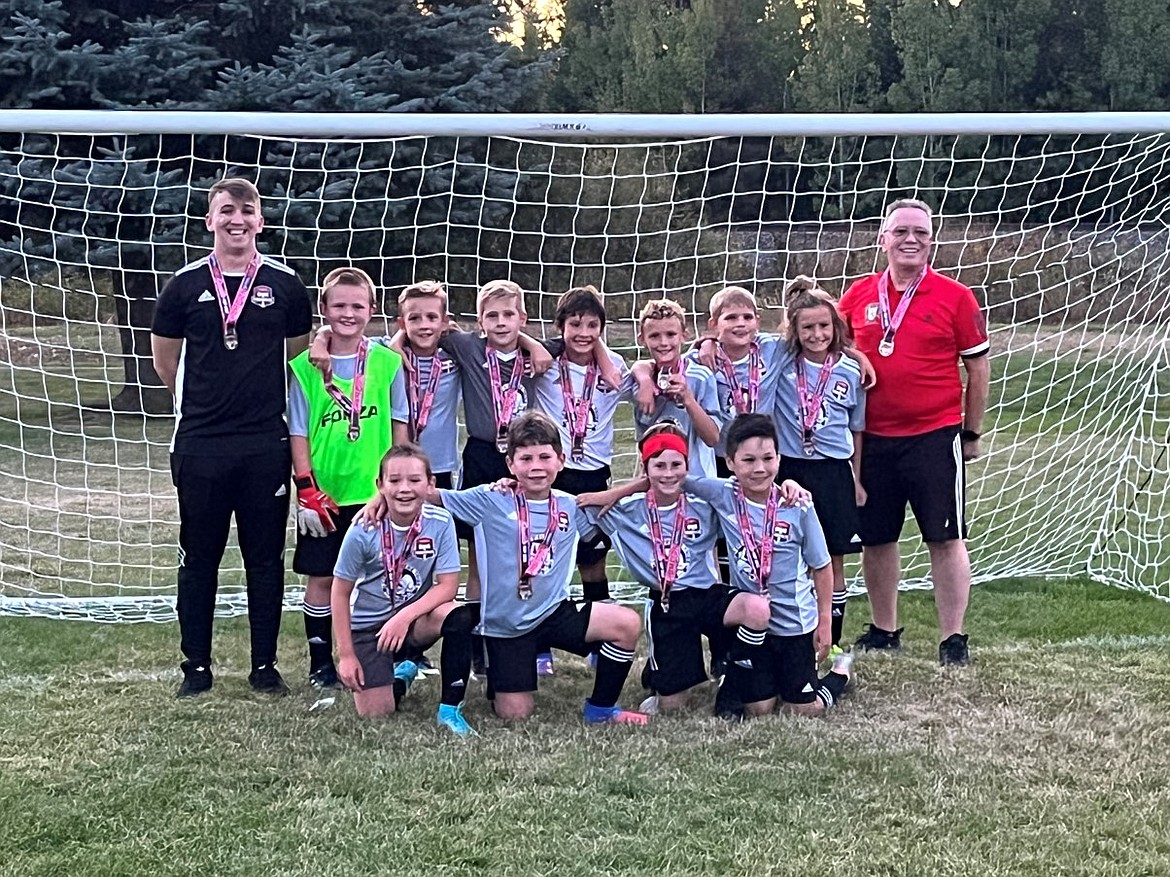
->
[1,123,1168,620]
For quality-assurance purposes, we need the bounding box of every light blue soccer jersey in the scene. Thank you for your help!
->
[684,476,830,636]
[401,348,462,474]
[774,353,866,460]
[532,352,629,470]
[288,349,409,437]
[583,492,721,592]
[439,486,586,638]
[626,361,723,478]
[333,504,461,630]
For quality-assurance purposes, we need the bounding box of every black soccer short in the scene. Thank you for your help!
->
[433,471,454,490]
[858,425,967,545]
[552,464,612,567]
[455,436,512,541]
[738,632,819,706]
[778,456,862,557]
[644,585,740,697]
[484,600,594,694]
[292,503,364,577]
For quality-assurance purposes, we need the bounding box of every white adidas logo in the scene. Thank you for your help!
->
[198,291,215,302]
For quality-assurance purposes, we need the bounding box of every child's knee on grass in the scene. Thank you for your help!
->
[493,691,534,721]
[745,698,777,717]
[354,686,397,718]
[784,699,825,718]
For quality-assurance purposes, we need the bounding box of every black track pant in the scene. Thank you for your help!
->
[171,448,290,669]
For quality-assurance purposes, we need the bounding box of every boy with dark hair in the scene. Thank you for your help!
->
[432,411,648,725]
[288,266,409,688]
[331,444,477,735]
[151,177,313,698]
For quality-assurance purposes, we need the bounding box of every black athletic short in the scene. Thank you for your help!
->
[858,425,966,545]
[293,503,364,577]
[350,624,438,690]
[552,465,612,567]
[454,436,512,541]
[644,585,739,697]
[738,632,819,706]
[484,600,594,694]
[778,456,862,557]
[434,471,453,490]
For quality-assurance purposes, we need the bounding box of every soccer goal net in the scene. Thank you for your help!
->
[1,111,1168,621]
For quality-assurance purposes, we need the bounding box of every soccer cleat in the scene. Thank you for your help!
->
[638,695,660,716]
[394,659,420,691]
[939,633,971,666]
[585,652,598,671]
[416,655,440,677]
[830,649,856,690]
[582,700,650,726]
[709,655,728,682]
[536,651,556,677]
[854,624,904,652]
[713,675,745,722]
[308,662,341,690]
[176,664,213,699]
[437,703,478,737]
[249,664,290,696]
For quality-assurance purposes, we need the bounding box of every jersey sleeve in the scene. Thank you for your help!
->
[438,331,481,370]
[433,513,461,575]
[802,506,832,571]
[850,384,867,433]
[437,486,492,525]
[334,524,376,582]
[287,378,310,437]
[390,364,409,423]
[683,476,727,510]
[575,504,607,540]
[151,276,187,338]
[955,286,990,357]
[285,277,314,338]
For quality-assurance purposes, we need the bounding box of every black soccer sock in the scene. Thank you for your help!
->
[393,677,408,706]
[588,642,635,709]
[815,670,849,710]
[728,625,767,663]
[831,591,848,646]
[582,578,610,603]
[439,605,475,706]
[302,602,333,669]
[465,601,484,672]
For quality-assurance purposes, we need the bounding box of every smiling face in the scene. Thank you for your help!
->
[400,294,447,355]
[479,294,527,352]
[322,283,373,346]
[794,304,836,362]
[728,436,780,501]
[639,315,685,366]
[561,312,603,364]
[378,454,433,525]
[507,443,564,498]
[645,449,687,503]
[205,191,263,260]
[709,303,760,354]
[879,206,933,278]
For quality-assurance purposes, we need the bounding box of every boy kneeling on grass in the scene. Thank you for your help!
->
[331,444,477,736]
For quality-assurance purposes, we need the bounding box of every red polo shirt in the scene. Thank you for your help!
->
[839,267,988,437]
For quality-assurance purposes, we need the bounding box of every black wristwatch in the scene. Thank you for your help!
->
[960,429,981,443]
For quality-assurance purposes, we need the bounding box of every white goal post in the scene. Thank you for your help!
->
[1,111,1169,621]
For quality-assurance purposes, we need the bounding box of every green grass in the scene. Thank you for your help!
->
[2,578,1170,877]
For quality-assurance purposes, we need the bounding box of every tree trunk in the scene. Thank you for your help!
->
[107,261,172,416]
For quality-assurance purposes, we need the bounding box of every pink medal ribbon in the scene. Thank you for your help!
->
[487,348,525,452]
[559,357,597,462]
[515,490,560,601]
[876,265,928,357]
[733,482,779,595]
[207,252,261,350]
[646,491,686,612]
[381,514,423,610]
[406,348,443,441]
[324,338,369,441]
[718,342,761,414]
[796,354,836,456]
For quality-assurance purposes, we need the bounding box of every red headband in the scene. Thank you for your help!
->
[641,432,688,463]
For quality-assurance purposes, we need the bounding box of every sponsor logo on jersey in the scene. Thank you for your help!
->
[683,517,701,540]
[251,286,275,308]
[414,536,435,559]
[557,510,571,532]
[831,380,849,402]
[198,290,215,303]
[383,567,422,603]
[772,520,791,543]
[319,404,380,429]
[865,302,879,322]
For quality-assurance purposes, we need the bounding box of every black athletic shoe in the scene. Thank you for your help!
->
[709,655,729,682]
[249,664,291,695]
[308,662,341,689]
[854,624,904,652]
[939,633,971,666]
[176,664,213,698]
[713,668,745,722]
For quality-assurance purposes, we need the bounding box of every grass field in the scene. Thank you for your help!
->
[3,578,1170,877]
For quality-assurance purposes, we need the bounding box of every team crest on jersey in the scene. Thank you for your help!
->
[251,286,275,308]
[384,567,421,603]
[831,380,849,403]
[683,518,702,540]
[865,302,880,322]
[414,537,435,560]
[772,521,791,543]
[439,357,457,375]
[557,511,571,532]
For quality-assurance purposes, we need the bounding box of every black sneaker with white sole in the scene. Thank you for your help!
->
[309,662,341,689]
[176,663,213,698]
[249,664,291,695]
[854,624,904,652]
[939,633,971,666]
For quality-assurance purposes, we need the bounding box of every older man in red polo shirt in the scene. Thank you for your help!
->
[838,198,990,665]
